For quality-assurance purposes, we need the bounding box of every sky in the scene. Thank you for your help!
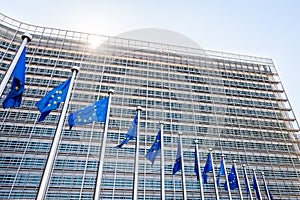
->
[1,0,300,122]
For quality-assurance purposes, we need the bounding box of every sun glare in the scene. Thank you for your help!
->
[87,35,105,50]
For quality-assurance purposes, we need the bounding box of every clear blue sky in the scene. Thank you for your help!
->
[2,0,300,122]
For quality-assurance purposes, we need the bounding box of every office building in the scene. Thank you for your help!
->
[0,13,299,199]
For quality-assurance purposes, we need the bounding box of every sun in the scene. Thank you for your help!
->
[87,34,105,50]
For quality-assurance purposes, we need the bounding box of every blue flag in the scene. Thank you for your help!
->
[68,97,109,129]
[116,115,138,148]
[217,158,226,187]
[36,78,71,122]
[253,174,260,200]
[2,47,26,108]
[243,171,250,196]
[202,153,213,184]
[172,141,182,175]
[194,146,199,180]
[225,164,238,191]
[266,188,273,200]
[145,129,161,164]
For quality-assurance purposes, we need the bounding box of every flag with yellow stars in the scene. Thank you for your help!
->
[225,164,239,191]
[2,47,26,108]
[68,96,109,129]
[36,78,71,122]
[116,114,138,148]
[145,129,161,164]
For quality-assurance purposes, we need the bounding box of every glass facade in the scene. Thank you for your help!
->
[0,13,299,199]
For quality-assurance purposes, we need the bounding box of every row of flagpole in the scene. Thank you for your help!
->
[174,138,273,200]
[0,33,274,200]
[139,120,273,200]
[0,33,114,200]
[124,114,273,200]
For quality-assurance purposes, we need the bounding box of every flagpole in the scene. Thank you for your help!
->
[133,106,142,200]
[0,33,32,98]
[261,172,271,200]
[194,140,204,200]
[160,122,165,200]
[252,169,262,200]
[222,155,232,200]
[94,89,114,200]
[178,132,187,200]
[242,164,253,200]
[36,66,79,200]
[209,148,219,200]
[233,160,243,200]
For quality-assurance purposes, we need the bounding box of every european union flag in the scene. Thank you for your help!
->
[225,164,238,191]
[253,174,261,200]
[145,129,161,164]
[172,141,182,175]
[116,114,138,148]
[194,146,200,180]
[217,158,226,187]
[36,78,71,122]
[266,188,273,200]
[244,171,250,196]
[68,97,108,129]
[2,47,26,108]
[202,153,213,184]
